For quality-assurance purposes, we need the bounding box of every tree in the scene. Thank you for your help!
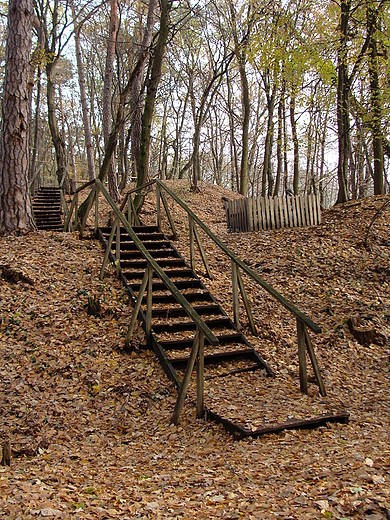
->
[0,0,35,235]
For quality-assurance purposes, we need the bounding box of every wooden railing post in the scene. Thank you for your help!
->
[127,194,131,224]
[146,264,153,336]
[231,259,239,329]
[193,225,212,279]
[171,328,200,425]
[94,186,99,235]
[99,217,118,280]
[156,183,161,228]
[237,268,257,336]
[115,218,121,278]
[189,216,195,271]
[297,318,308,395]
[196,330,205,418]
[125,268,149,348]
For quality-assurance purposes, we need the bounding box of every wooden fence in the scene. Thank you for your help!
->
[224,193,321,232]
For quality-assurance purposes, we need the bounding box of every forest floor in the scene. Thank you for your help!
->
[0,180,389,519]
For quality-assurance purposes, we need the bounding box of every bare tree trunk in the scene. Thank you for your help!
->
[103,0,120,202]
[0,0,35,235]
[367,2,384,195]
[130,0,157,182]
[274,96,283,197]
[136,0,171,206]
[336,0,350,204]
[71,0,96,181]
[290,91,299,195]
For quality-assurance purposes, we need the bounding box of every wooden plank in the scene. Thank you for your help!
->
[237,267,257,335]
[305,195,311,226]
[116,219,121,278]
[274,197,280,229]
[196,331,205,418]
[269,197,275,230]
[287,196,294,228]
[311,194,318,226]
[194,224,212,279]
[316,193,322,224]
[252,196,258,231]
[257,197,262,230]
[247,197,254,231]
[125,268,149,347]
[307,193,315,226]
[291,195,298,227]
[265,196,271,230]
[297,318,308,395]
[304,327,326,397]
[171,329,200,425]
[99,218,118,280]
[146,264,153,336]
[299,195,306,226]
[279,196,285,229]
[189,216,195,271]
[283,195,290,228]
[232,259,240,328]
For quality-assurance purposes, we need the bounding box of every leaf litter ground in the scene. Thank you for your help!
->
[0,180,389,519]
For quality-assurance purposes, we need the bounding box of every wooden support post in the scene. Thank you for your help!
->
[171,329,200,425]
[60,190,73,232]
[146,264,153,336]
[129,195,141,226]
[196,330,205,418]
[160,191,177,239]
[189,216,195,271]
[74,191,79,228]
[232,259,240,329]
[64,193,78,232]
[304,327,326,396]
[237,268,257,335]
[193,224,212,279]
[156,184,161,228]
[127,195,131,224]
[116,219,121,278]
[125,268,149,348]
[79,185,96,238]
[297,318,308,395]
[99,218,118,280]
[94,186,99,235]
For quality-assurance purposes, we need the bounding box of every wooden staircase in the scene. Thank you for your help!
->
[98,225,274,386]
[32,187,63,231]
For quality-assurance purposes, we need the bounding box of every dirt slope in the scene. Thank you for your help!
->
[0,180,389,519]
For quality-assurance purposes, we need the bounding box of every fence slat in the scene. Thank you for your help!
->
[316,193,322,224]
[252,196,258,231]
[274,197,280,229]
[247,197,253,231]
[270,197,275,230]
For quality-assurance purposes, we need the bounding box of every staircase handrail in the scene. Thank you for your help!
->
[95,179,219,347]
[156,180,321,335]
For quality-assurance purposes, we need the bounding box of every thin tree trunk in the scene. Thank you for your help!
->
[367,3,384,195]
[274,97,283,197]
[71,0,96,181]
[290,91,299,195]
[103,0,120,202]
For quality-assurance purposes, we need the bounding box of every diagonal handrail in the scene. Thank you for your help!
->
[95,180,219,347]
[156,180,321,334]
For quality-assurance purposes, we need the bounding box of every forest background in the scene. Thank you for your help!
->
[1,0,389,215]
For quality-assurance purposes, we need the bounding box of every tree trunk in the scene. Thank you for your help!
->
[0,0,35,235]
[274,97,283,197]
[336,0,351,204]
[71,0,96,181]
[367,3,384,195]
[136,0,171,207]
[290,92,299,195]
[129,0,157,183]
[102,0,120,202]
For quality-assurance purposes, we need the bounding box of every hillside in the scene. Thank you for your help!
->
[0,181,389,519]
